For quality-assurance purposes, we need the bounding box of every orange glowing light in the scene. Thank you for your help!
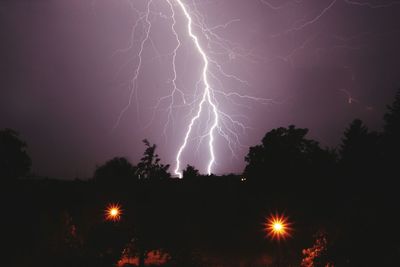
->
[265,213,292,241]
[105,203,122,222]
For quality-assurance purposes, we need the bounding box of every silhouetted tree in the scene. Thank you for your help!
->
[182,164,199,179]
[339,119,380,173]
[383,88,400,167]
[244,125,334,180]
[136,139,170,180]
[0,128,31,179]
[93,157,137,182]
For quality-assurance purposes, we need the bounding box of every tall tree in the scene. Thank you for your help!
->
[244,125,334,180]
[182,164,199,179]
[0,128,31,179]
[383,88,400,166]
[93,157,136,182]
[339,119,380,172]
[136,139,170,180]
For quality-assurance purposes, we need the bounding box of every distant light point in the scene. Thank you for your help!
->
[265,213,292,241]
[105,203,122,222]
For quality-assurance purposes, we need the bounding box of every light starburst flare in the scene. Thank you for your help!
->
[265,213,292,241]
[105,203,122,222]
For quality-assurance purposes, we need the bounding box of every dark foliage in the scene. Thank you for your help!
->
[182,165,199,179]
[244,125,336,184]
[339,119,381,174]
[383,88,400,168]
[0,128,31,179]
[136,139,170,180]
[94,157,137,182]
[3,89,400,267]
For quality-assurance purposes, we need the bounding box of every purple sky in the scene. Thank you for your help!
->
[1,0,400,178]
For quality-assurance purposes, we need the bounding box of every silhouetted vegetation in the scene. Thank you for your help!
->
[94,157,137,183]
[182,165,199,179]
[383,89,400,169]
[0,128,31,179]
[339,119,381,175]
[3,89,400,266]
[136,139,171,180]
[244,125,336,185]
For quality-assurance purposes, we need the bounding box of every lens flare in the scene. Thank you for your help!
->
[105,203,122,222]
[265,213,292,241]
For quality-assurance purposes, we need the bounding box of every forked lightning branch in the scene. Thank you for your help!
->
[113,0,272,177]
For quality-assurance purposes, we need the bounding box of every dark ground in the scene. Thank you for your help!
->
[2,172,399,267]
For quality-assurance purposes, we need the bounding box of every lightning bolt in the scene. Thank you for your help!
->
[110,0,273,178]
[108,0,398,177]
[168,0,218,178]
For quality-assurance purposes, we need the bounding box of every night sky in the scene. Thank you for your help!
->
[1,0,400,178]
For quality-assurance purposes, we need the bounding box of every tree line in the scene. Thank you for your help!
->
[1,89,399,266]
[1,89,399,183]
